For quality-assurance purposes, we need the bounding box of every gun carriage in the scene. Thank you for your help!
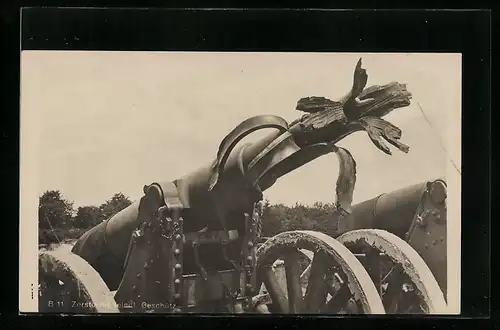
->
[38,59,448,314]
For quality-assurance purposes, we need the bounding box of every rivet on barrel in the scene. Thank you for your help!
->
[175,263,182,270]
[174,249,181,255]
[175,234,182,241]
[174,279,180,285]
[247,241,254,248]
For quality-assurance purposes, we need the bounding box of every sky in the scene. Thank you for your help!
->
[20,52,461,208]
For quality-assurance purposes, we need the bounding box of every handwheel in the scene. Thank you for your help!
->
[38,245,119,313]
[252,230,386,314]
[337,229,447,314]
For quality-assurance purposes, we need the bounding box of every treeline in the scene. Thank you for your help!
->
[259,199,342,237]
[39,190,342,246]
[38,190,133,245]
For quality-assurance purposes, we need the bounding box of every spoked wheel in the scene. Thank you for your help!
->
[252,231,386,314]
[39,245,119,313]
[337,229,447,314]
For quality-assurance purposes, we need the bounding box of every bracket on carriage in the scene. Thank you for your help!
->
[113,182,186,313]
[192,240,208,281]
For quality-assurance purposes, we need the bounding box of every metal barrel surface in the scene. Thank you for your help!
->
[337,182,429,239]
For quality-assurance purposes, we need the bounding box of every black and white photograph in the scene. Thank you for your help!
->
[19,51,461,315]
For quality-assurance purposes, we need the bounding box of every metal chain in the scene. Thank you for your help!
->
[253,201,263,238]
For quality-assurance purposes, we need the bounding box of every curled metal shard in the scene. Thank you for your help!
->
[358,116,410,155]
[296,96,342,114]
[208,115,289,191]
[332,145,357,216]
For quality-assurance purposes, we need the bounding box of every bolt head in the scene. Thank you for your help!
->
[174,248,181,255]
[174,279,181,285]
[174,293,181,300]
[247,241,254,248]
[175,263,182,270]
[416,216,424,225]
[175,234,182,241]
[246,256,253,262]
[402,283,413,293]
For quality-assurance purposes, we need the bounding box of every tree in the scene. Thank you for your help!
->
[259,199,342,237]
[73,205,102,228]
[261,199,289,237]
[98,192,133,221]
[38,190,75,229]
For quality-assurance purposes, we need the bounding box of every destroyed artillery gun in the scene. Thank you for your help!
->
[38,59,448,314]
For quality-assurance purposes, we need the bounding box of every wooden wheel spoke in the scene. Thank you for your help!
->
[382,267,405,313]
[259,265,289,313]
[303,253,328,313]
[284,251,304,313]
[364,249,382,295]
[255,231,385,315]
[321,274,351,313]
